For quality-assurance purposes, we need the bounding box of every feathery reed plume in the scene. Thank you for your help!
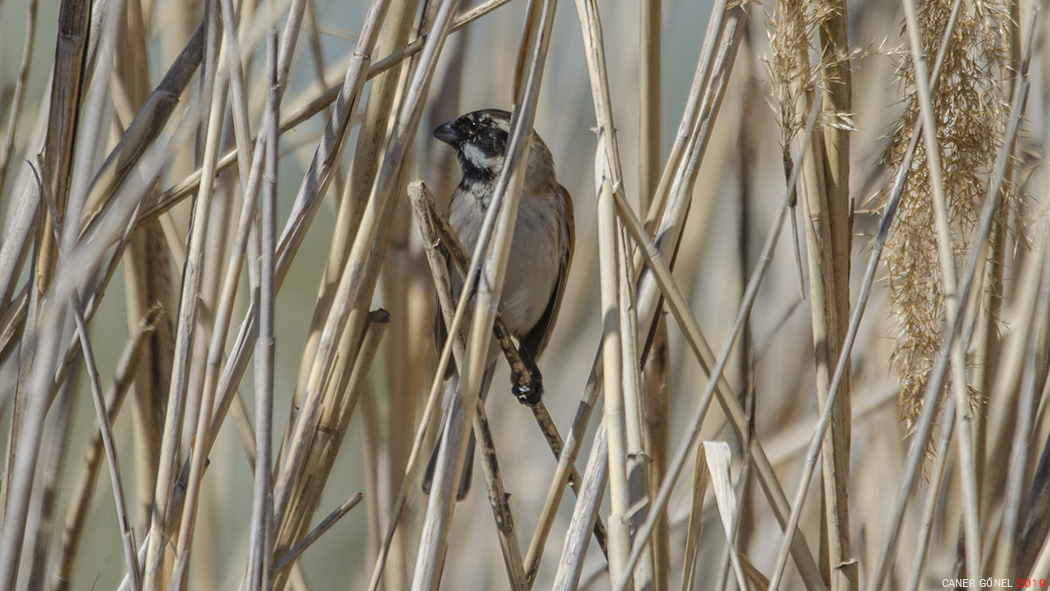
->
[882,0,1016,425]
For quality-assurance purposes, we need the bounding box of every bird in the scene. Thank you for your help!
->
[423,109,575,501]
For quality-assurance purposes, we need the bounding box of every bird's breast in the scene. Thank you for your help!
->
[447,187,562,337]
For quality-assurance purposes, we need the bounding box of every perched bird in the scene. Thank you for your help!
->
[423,109,575,500]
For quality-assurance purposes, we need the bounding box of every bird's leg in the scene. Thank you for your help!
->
[491,320,544,406]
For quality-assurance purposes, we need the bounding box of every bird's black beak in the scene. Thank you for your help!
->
[433,121,459,145]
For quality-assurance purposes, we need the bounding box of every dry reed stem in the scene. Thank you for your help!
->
[300,16,414,583]
[552,422,609,591]
[268,0,421,534]
[0,289,28,368]
[271,3,421,541]
[594,133,632,591]
[140,14,231,583]
[0,182,40,328]
[474,402,529,591]
[639,0,661,209]
[759,0,965,584]
[54,307,160,591]
[569,1,638,587]
[4,1,1047,589]
[120,6,394,575]
[905,401,956,591]
[0,0,38,213]
[643,0,726,233]
[641,312,670,591]
[0,0,94,572]
[704,443,747,590]
[681,442,711,591]
[271,309,388,588]
[763,1,964,578]
[618,227,652,591]
[116,0,176,537]
[997,164,1050,577]
[11,169,70,590]
[166,0,392,555]
[37,0,92,289]
[293,0,416,405]
[345,16,417,589]
[70,292,142,591]
[79,20,206,234]
[523,351,606,584]
[217,0,255,184]
[543,0,823,585]
[811,2,856,587]
[25,359,77,591]
[245,30,280,591]
[172,65,271,591]
[366,181,476,591]
[272,493,365,573]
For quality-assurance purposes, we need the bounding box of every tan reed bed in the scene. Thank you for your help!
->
[0,0,1046,590]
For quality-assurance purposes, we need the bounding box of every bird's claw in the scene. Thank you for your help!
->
[512,374,543,407]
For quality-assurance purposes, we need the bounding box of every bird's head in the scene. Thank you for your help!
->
[434,109,556,191]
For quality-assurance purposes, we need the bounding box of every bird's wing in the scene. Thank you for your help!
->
[521,184,575,361]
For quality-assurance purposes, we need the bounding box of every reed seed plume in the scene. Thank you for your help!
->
[882,0,1016,425]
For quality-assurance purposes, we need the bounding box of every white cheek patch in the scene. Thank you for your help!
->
[463,143,499,170]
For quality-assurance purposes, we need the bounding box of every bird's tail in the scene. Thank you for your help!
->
[422,364,496,501]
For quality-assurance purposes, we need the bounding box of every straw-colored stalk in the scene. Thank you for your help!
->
[767,0,856,585]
